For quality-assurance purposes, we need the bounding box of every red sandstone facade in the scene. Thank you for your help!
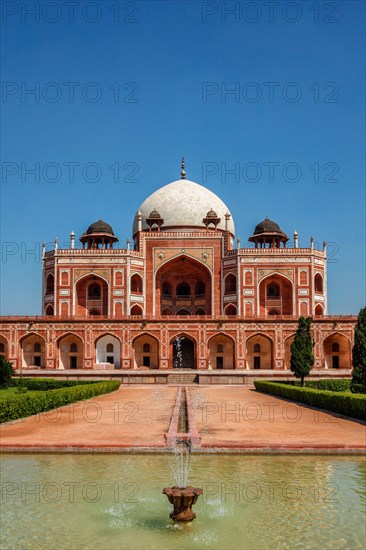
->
[0,172,356,375]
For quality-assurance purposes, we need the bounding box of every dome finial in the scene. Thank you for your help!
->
[181,157,186,179]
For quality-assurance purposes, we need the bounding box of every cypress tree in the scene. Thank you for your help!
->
[351,307,366,393]
[290,316,314,386]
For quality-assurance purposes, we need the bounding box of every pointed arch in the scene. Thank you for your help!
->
[95,333,121,369]
[131,273,143,294]
[130,304,143,316]
[46,273,54,294]
[259,273,293,316]
[75,273,109,316]
[208,333,235,370]
[224,273,237,294]
[246,333,273,369]
[323,333,352,369]
[20,333,46,369]
[0,335,9,359]
[284,333,296,370]
[132,333,159,369]
[170,333,196,369]
[224,304,237,315]
[156,254,212,316]
[58,333,84,369]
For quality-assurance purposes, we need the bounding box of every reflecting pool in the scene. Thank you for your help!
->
[1,454,365,549]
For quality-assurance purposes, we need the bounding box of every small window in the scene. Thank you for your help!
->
[217,344,224,353]
[195,281,205,295]
[332,342,340,353]
[162,282,172,296]
[176,283,190,296]
[131,274,143,293]
[314,274,323,293]
[225,274,236,293]
[106,343,114,353]
[34,343,41,352]
[253,343,261,353]
[88,284,101,298]
[46,274,54,294]
[267,284,280,297]
[70,343,78,353]
[143,343,151,353]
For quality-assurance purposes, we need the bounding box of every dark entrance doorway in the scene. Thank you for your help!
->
[70,356,77,369]
[173,337,195,369]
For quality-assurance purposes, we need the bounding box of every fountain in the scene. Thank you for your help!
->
[163,367,203,521]
[163,484,203,522]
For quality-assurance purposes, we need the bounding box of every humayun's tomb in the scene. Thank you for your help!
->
[0,161,356,383]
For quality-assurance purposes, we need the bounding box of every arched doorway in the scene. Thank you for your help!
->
[95,334,121,369]
[132,335,159,369]
[156,256,212,316]
[246,335,273,369]
[21,334,46,369]
[171,335,195,369]
[0,335,8,360]
[58,334,84,369]
[259,274,293,316]
[284,335,295,370]
[75,275,108,316]
[323,334,351,369]
[208,335,235,369]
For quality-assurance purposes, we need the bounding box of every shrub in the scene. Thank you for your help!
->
[288,379,351,392]
[0,356,15,388]
[12,378,100,391]
[351,307,366,393]
[254,380,366,421]
[290,317,314,386]
[0,381,120,423]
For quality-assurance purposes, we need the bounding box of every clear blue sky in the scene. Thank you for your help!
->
[1,0,365,315]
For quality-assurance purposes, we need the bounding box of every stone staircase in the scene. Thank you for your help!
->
[168,372,199,384]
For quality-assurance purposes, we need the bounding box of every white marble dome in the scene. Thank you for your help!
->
[132,179,235,235]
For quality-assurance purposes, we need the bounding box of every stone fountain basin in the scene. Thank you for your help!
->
[163,486,203,522]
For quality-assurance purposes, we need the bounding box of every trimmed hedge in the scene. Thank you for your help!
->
[290,379,351,392]
[12,378,100,391]
[0,381,120,423]
[254,381,366,421]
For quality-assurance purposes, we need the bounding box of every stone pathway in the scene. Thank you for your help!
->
[191,387,366,451]
[0,386,176,450]
[1,386,365,452]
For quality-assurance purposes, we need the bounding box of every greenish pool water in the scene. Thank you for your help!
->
[1,454,365,549]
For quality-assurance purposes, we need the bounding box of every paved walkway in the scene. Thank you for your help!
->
[191,387,366,451]
[0,387,176,450]
[1,386,365,452]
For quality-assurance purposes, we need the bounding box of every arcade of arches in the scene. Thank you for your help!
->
[2,330,351,370]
